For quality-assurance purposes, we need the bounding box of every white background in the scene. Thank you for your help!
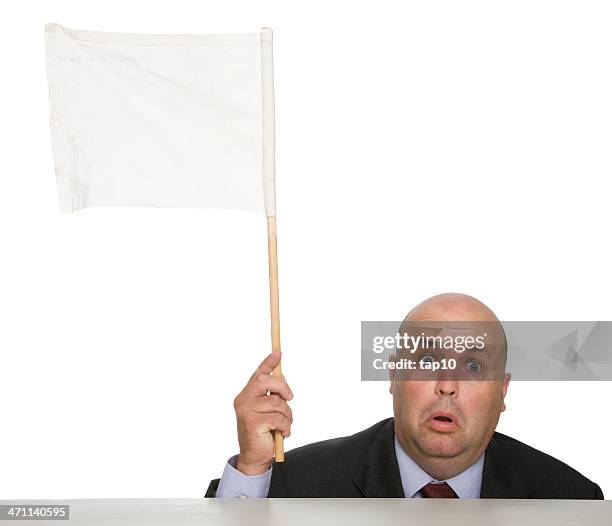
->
[0,0,610,498]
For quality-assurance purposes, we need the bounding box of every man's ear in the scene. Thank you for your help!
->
[388,353,395,394]
[501,372,511,412]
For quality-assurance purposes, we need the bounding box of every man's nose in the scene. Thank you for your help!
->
[435,378,458,396]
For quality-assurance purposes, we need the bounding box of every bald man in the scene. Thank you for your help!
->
[205,293,604,499]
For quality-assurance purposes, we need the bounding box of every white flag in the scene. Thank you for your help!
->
[44,24,276,215]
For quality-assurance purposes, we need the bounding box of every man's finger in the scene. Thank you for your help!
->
[253,395,293,421]
[250,374,293,400]
[262,413,291,436]
[251,350,282,378]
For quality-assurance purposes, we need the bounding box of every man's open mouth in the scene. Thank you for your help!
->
[428,412,460,431]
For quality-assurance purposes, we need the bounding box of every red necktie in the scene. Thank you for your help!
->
[420,482,458,498]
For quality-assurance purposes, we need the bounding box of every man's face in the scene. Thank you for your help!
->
[391,372,509,462]
[389,317,510,475]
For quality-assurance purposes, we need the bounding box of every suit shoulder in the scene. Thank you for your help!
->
[491,431,587,475]
[269,417,394,497]
[490,431,603,498]
[283,417,392,467]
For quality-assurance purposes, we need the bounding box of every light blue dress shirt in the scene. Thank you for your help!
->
[216,455,272,498]
[215,436,484,498]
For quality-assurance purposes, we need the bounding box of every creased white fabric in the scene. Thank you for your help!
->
[45,24,273,214]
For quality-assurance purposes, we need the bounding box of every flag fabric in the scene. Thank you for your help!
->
[44,24,276,216]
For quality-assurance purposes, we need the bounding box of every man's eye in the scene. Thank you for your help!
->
[467,361,482,373]
[419,354,435,364]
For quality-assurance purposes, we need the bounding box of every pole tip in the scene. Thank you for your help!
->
[261,27,273,41]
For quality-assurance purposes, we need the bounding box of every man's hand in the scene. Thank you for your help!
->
[233,350,293,475]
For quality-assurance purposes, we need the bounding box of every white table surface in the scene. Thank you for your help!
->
[1,498,611,526]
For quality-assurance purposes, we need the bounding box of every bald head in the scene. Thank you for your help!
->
[405,293,500,323]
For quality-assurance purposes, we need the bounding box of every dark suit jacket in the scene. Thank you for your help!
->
[205,417,604,498]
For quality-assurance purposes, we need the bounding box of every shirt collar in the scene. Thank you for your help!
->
[394,435,484,498]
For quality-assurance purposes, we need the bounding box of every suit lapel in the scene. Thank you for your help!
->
[352,418,405,497]
[480,432,532,498]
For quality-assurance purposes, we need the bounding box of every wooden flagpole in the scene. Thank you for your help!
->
[261,27,284,461]
[267,215,284,461]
